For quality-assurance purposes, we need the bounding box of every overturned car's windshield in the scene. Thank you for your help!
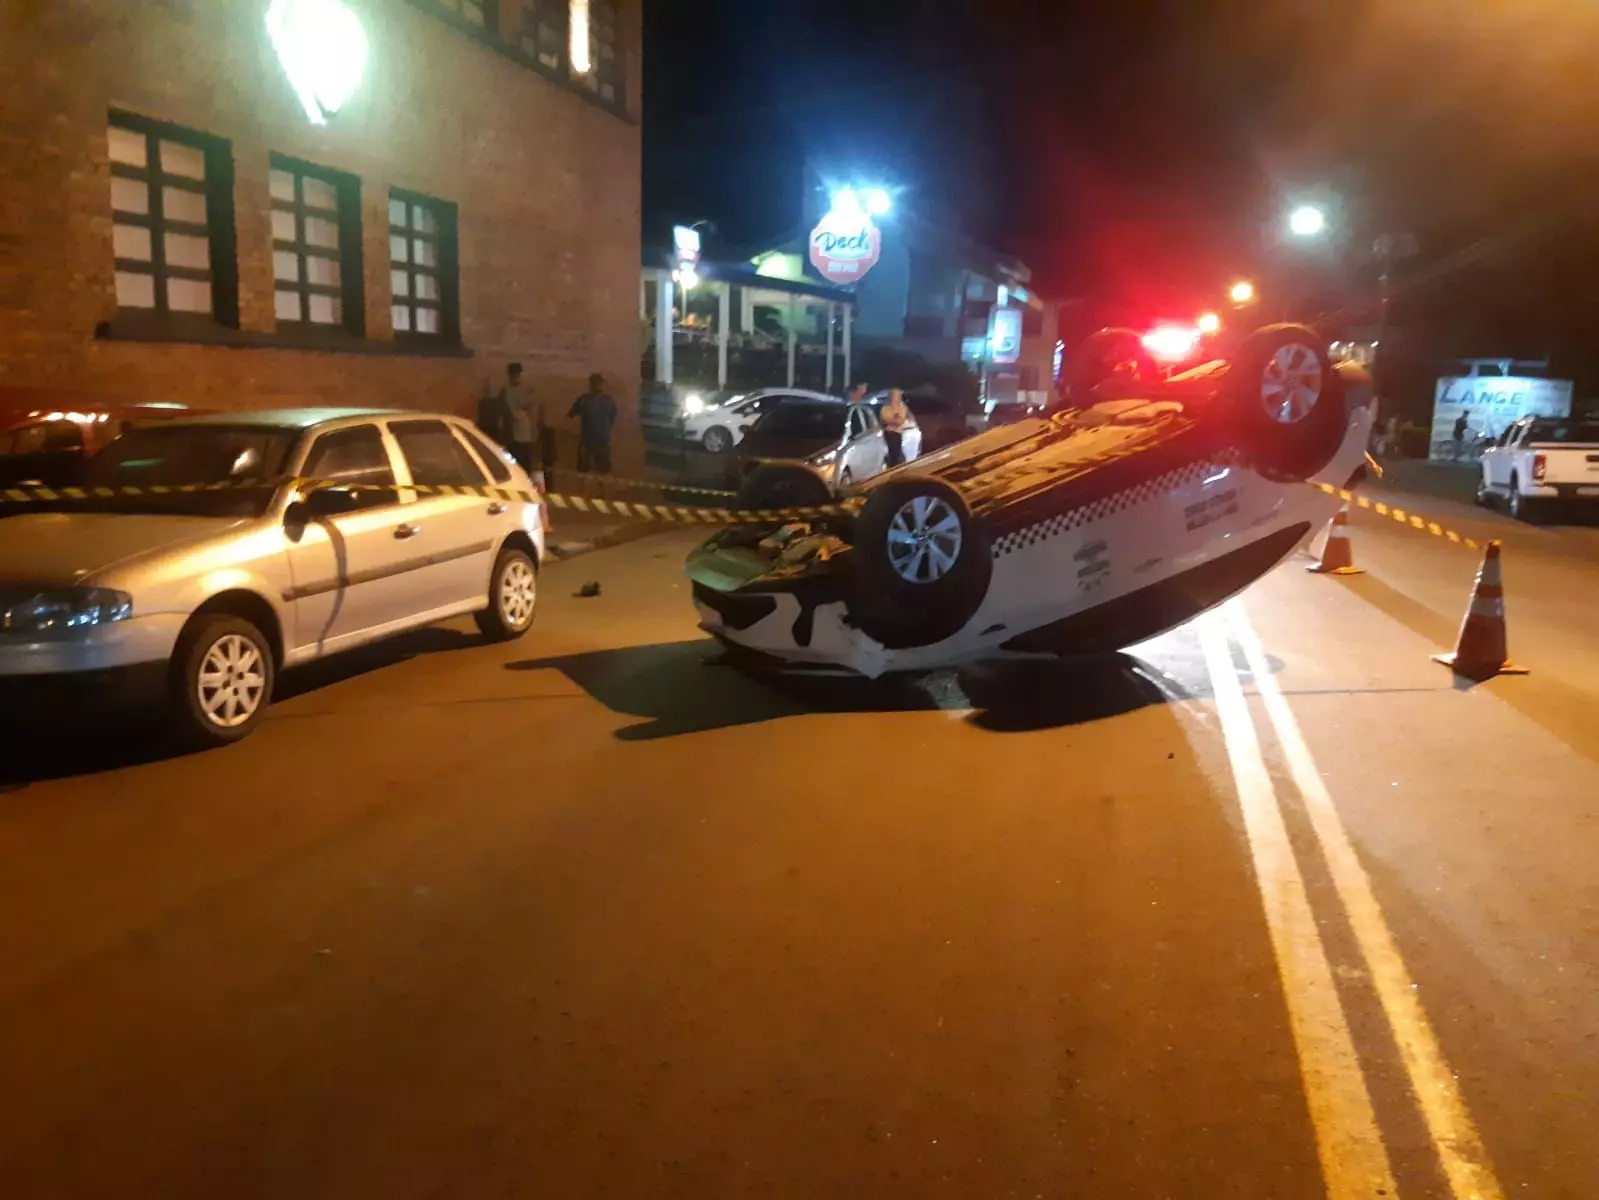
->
[67,425,298,517]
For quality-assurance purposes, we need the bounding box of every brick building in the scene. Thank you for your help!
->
[0,0,642,465]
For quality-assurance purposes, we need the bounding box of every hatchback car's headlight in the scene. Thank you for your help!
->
[0,588,133,634]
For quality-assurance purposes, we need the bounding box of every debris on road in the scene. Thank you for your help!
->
[577,581,603,598]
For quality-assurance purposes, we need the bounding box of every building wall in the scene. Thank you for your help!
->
[0,0,642,466]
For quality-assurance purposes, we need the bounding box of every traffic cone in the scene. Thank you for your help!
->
[1306,504,1365,575]
[1432,540,1529,681]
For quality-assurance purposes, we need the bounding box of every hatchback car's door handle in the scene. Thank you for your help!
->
[393,523,421,539]
[486,502,508,515]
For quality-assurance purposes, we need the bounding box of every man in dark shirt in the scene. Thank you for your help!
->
[569,373,618,474]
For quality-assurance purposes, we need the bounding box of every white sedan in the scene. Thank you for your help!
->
[682,388,840,454]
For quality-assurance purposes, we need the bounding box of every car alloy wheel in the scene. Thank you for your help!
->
[1260,342,1324,424]
[196,633,269,730]
[499,555,538,631]
[703,426,733,454]
[886,493,964,584]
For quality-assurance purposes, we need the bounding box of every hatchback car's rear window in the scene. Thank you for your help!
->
[390,419,487,487]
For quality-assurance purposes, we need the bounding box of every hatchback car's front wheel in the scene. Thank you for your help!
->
[170,613,275,748]
[476,545,539,641]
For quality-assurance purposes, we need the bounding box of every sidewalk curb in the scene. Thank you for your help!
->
[548,520,671,561]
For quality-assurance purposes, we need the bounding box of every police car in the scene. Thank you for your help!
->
[686,325,1375,677]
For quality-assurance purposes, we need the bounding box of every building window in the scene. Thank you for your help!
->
[389,191,459,341]
[107,112,238,327]
[436,0,495,27]
[270,156,363,334]
[519,0,569,71]
[573,0,623,104]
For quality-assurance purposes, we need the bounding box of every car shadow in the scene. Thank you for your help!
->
[0,625,484,787]
[271,624,481,703]
[504,639,1190,741]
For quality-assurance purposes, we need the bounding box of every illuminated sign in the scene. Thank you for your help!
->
[989,308,1022,364]
[266,0,369,126]
[809,190,882,285]
[673,225,701,267]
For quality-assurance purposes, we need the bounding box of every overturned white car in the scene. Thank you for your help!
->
[687,325,1375,677]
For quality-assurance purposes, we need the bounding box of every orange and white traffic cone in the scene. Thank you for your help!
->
[1306,504,1365,575]
[1432,540,1529,681]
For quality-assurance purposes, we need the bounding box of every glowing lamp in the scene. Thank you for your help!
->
[1197,312,1221,335]
[1288,205,1327,238]
[1142,325,1200,363]
[266,0,368,126]
[1229,280,1256,305]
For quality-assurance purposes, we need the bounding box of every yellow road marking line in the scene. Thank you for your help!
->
[1229,601,1505,1200]
[1311,482,1481,551]
[1197,611,1399,1199]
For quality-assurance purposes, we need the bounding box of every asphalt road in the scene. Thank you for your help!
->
[2,487,1596,1199]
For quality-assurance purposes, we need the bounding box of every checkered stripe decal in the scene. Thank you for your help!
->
[991,457,1227,558]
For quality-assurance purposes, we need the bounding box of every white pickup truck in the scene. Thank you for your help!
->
[1478,415,1599,521]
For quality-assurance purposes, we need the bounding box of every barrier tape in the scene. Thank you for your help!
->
[561,470,737,498]
[1310,481,1481,551]
[0,476,858,527]
[0,472,1485,547]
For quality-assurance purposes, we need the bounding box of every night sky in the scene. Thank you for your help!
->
[644,0,1599,409]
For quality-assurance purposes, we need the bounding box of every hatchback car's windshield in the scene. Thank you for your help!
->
[69,425,299,517]
[751,405,846,442]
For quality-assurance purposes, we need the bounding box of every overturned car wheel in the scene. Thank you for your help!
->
[849,477,992,649]
[1226,324,1346,480]
[736,463,835,512]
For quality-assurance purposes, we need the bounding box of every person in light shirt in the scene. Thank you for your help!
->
[879,388,911,467]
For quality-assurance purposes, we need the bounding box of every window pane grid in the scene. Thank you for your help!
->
[108,122,215,318]
[388,189,452,340]
[272,160,351,328]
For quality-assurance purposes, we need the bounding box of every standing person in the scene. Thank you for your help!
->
[848,382,868,404]
[879,387,911,468]
[569,372,618,475]
[537,403,559,493]
[1453,409,1471,461]
[497,363,538,473]
[476,374,510,447]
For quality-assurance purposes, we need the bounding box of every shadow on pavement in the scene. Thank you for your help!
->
[271,625,480,703]
[506,639,1190,740]
[1,626,483,787]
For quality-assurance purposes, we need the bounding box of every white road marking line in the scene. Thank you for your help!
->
[1229,600,1506,1200]
[1196,611,1399,1199]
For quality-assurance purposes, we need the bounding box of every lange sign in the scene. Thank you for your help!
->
[267,0,369,126]
[809,196,882,285]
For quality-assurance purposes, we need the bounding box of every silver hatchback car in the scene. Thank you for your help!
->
[0,408,547,746]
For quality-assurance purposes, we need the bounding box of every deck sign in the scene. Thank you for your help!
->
[809,192,882,285]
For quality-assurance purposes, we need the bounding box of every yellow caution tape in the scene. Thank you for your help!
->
[562,470,737,498]
[1310,481,1480,551]
[1,476,854,527]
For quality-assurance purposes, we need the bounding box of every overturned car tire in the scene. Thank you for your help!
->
[848,477,992,649]
[1226,324,1347,481]
[736,463,835,512]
